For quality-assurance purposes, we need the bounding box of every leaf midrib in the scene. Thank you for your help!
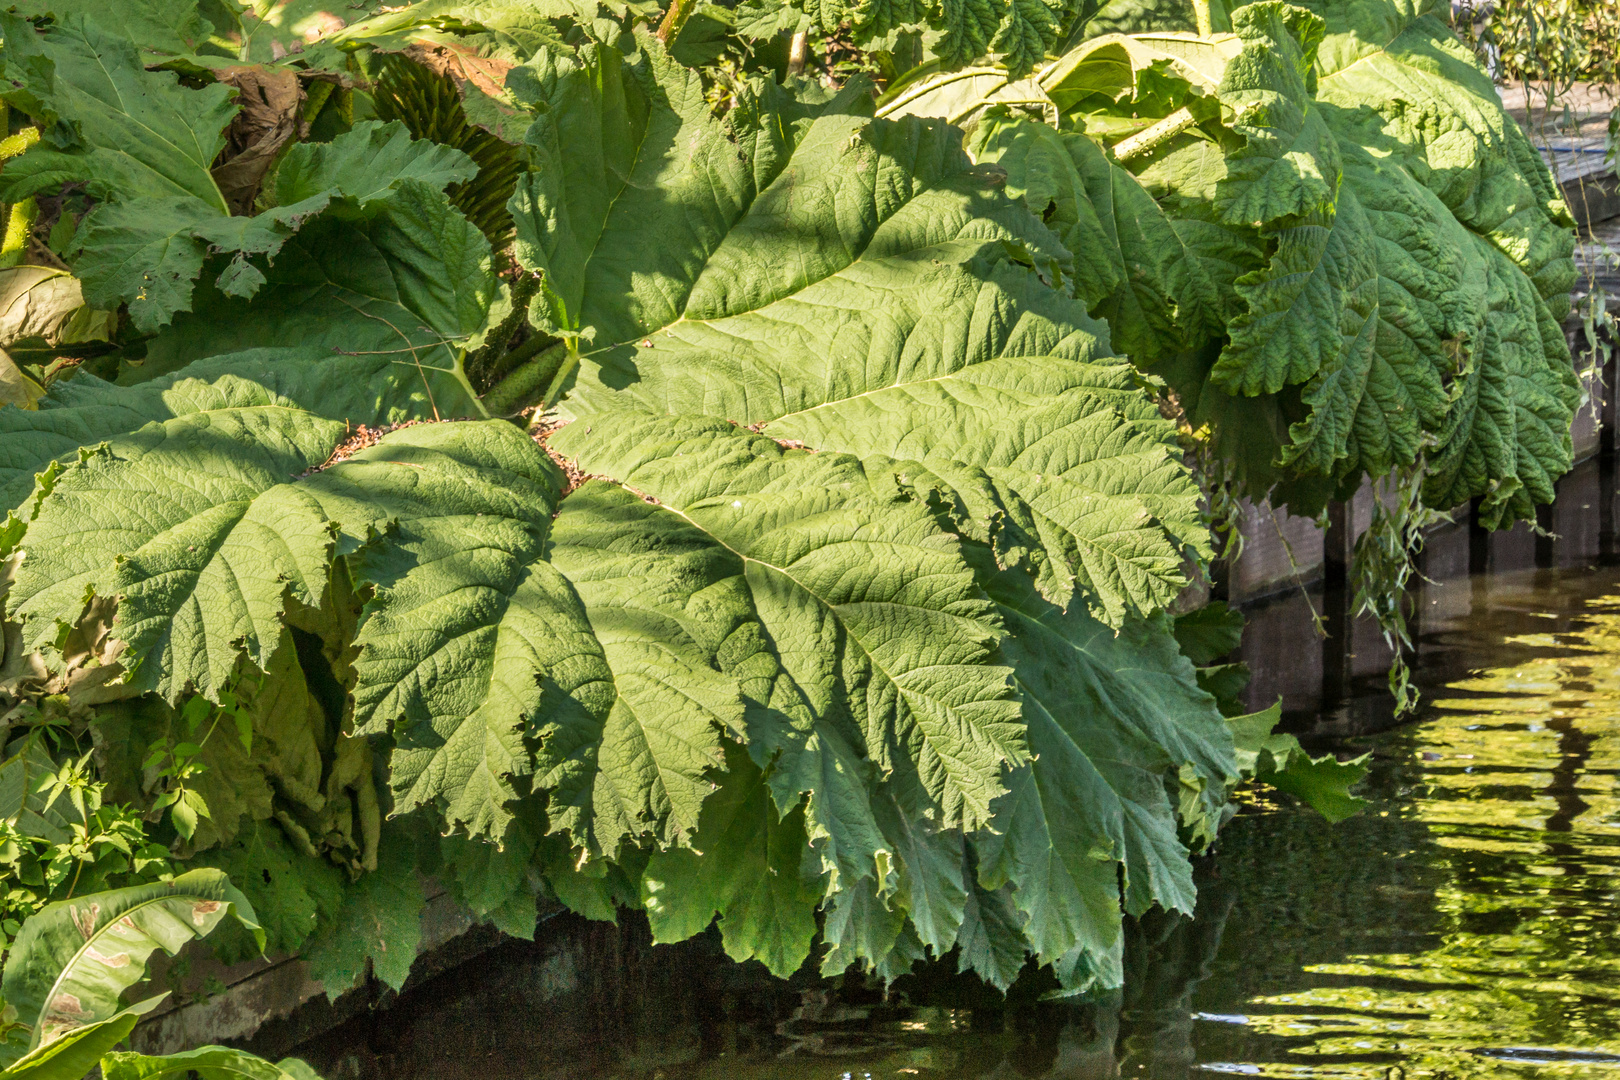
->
[33,892,202,1048]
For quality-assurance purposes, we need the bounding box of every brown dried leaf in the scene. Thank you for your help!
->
[530,415,602,496]
[404,41,512,100]
[212,66,305,215]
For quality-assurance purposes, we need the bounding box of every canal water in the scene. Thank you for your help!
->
[293,470,1620,1080]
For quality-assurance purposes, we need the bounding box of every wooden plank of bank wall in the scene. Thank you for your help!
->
[131,882,519,1058]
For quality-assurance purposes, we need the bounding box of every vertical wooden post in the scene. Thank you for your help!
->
[1323,498,1351,588]
[1468,495,1489,576]
[1536,499,1556,568]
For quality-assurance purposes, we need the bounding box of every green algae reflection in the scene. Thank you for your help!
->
[1191,581,1620,1079]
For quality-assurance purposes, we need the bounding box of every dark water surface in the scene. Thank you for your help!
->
[296,553,1620,1080]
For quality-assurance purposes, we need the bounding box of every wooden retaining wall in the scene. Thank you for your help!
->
[130,884,512,1057]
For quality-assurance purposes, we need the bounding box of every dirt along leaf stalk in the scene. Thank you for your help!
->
[1112,106,1199,161]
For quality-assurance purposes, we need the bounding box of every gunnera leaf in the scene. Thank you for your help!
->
[0,349,477,515]
[566,251,1210,626]
[640,742,821,977]
[967,112,1238,361]
[5,0,213,60]
[1305,0,1577,319]
[549,412,1027,872]
[1094,0,1575,524]
[0,20,479,336]
[518,38,1208,626]
[967,541,1236,991]
[507,34,1069,343]
[299,420,588,841]
[139,180,497,383]
[301,822,424,995]
[8,403,351,701]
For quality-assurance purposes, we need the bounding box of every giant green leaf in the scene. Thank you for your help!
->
[1305,0,1577,317]
[969,543,1236,987]
[6,0,213,59]
[11,405,578,843]
[0,349,476,515]
[640,743,821,977]
[3,360,479,707]
[550,412,1028,868]
[8,404,347,700]
[0,13,235,207]
[0,12,485,335]
[967,113,1239,361]
[509,35,1068,345]
[299,420,587,840]
[513,35,1214,624]
[141,184,496,383]
[1211,2,1338,228]
[565,253,1209,624]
